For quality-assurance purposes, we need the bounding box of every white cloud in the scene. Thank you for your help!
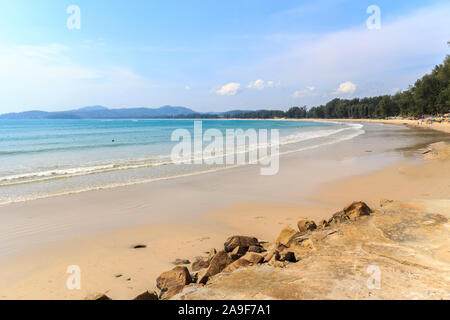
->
[332,81,356,95]
[0,44,158,112]
[216,82,241,96]
[236,2,450,104]
[247,79,276,90]
[185,84,191,91]
[292,86,316,98]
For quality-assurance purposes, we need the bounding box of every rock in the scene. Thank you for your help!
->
[132,244,147,249]
[276,226,301,248]
[207,250,233,275]
[248,245,265,253]
[198,250,233,284]
[133,291,158,300]
[279,251,297,262]
[224,236,259,252]
[156,266,192,299]
[241,252,264,264]
[263,249,280,263]
[297,219,317,233]
[342,201,372,219]
[172,258,191,266]
[230,246,247,260]
[192,256,210,272]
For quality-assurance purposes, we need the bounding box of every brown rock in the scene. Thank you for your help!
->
[192,256,210,272]
[156,266,192,299]
[208,250,233,275]
[263,249,280,263]
[224,236,259,252]
[343,201,372,219]
[241,252,264,264]
[230,246,247,260]
[297,219,317,233]
[198,250,233,284]
[248,245,265,253]
[276,226,301,248]
[133,291,158,300]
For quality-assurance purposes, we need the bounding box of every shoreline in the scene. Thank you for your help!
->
[0,123,449,299]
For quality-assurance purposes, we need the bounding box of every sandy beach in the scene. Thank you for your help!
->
[0,122,449,299]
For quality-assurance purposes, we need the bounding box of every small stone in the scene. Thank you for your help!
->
[133,244,147,249]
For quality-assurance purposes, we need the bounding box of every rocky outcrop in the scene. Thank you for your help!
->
[176,200,450,300]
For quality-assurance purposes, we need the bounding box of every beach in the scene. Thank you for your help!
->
[0,122,449,299]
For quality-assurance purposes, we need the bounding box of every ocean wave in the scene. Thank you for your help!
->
[0,123,364,188]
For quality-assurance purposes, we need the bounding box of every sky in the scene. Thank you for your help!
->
[0,0,449,113]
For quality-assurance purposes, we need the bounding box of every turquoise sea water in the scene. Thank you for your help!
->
[0,119,364,204]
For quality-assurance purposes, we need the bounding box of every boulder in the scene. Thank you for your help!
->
[276,226,301,248]
[198,250,233,284]
[297,219,317,233]
[224,236,259,252]
[343,201,372,219]
[156,266,192,299]
[241,252,264,264]
[191,256,210,272]
[133,291,158,300]
[229,246,247,260]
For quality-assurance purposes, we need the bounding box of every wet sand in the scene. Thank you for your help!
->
[0,123,448,299]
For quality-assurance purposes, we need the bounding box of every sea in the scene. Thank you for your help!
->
[0,119,364,204]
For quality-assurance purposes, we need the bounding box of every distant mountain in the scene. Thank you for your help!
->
[0,105,196,119]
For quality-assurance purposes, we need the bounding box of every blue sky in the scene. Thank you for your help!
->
[0,0,448,113]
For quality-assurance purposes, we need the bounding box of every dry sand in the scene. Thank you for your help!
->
[0,123,448,300]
